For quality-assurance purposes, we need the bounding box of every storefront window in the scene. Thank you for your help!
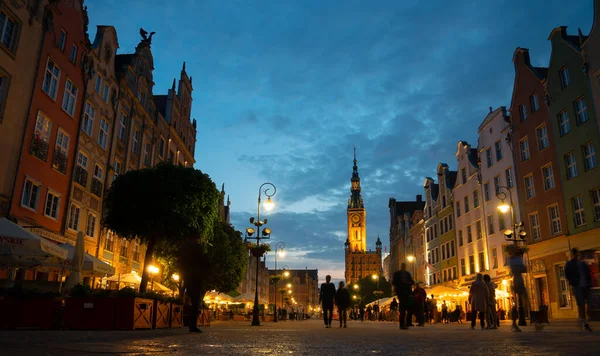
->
[556,265,571,308]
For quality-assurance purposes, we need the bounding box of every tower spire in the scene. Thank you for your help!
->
[348,147,363,208]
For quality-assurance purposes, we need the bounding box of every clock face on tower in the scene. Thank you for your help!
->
[351,214,360,224]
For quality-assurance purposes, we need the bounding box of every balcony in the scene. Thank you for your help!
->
[91,177,103,197]
[51,150,68,174]
[74,166,88,187]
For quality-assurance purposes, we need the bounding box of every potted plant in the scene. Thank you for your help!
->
[63,284,115,330]
[113,287,155,330]
[167,296,183,329]
[248,243,271,257]
[0,286,62,329]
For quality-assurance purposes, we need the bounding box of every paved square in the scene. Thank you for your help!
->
[0,319,598,355]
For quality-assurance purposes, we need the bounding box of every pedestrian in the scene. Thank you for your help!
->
[390,297,398,322]
[358,301,365,322]
[429,294,437,323]
[507,244,528,332]
[392,262,414,330]
[319,275,336,328]
[441,301,448,324]
[483,274,497,329]
[413,282,427,326]
[469,273,489,330]
[335,281,350,328]
[564,248,593,332]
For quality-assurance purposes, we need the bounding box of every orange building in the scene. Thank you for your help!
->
[9,2,89,255]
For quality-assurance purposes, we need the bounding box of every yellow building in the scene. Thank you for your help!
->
[344,149,382,285]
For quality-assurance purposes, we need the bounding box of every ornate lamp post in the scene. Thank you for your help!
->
[273,241,286,322]
[407,255,416,279]
[147,265,159,291]
[245,182,276,326]
[496,185,528,327]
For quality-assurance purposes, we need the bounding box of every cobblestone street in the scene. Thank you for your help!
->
[1,319,598,355]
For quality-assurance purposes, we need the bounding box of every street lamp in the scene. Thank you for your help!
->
[172,273,180,297]
[273,241,285,322]
[496,185,528,327]
[407,255,416,279]
[246,182,276,327]
[147,265,159,291]
[372,274,381,312]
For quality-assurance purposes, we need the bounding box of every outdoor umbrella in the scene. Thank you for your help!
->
[54,243,116,277]
[0,217,68,268]
[63,231,85,290]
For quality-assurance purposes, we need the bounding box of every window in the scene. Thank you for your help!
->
[450,240,455,257]
[464,196,470,213]
[461,258,466,276]
[505,168,513,188]
[467,225,473,243]
[57,29,66,51]
[455,201,461,217]
[530,94,539,112]
[478,251,485,272]
[473,190,480,208]
[559,66,570,88]
[0,71,10,122]
[67,203,80,230]
[529,212,541,241]
[461,168,467,184]
[158,136,166,158]
[484,183,490,202]
[98,117,109,149]
[583,142,597,171]
[519,138,530,162]
[133,240,140,262]
[495,141,503,161]
[442,195,447,208]
[565,152,578,179]
[82,102,94,136]
[486,148,493,167]
[498,213,506,231]
[42,189,60,219]
[120,239,129,258]
[442,243,446,260]
[113,160,122,183]
[132,128,140,155]
[142,140,151,166]
[69,44,77,64]
[32,112,52,160]
[575,97,589,125]
[104,231,114,252]
[536,125,549,150]
[491,248,498,269]
[86,213,97,238]
[572,195,586,227]
[494,176,501,195]
[548,204,562,235]
[469,255,475,275]
[61,79,78,116]
[592,188,600,221]
[524,174,535,200]
[558,110,571,136]
[93,164,103,180]
[476,220,482,240]
[519,103,527,121]
[95,74,102,93]
[138,89,146,106]
[0,8,19,52]
[557,265,571,308]
[487,214,494,234]
[542,164,555,191]
[117,113,127,141]
[77,151,88,169]
[42,58,60,99]
[21,178,40,210]
[458,230,464,246]
[102,83,109,102]
[53,128,69,174]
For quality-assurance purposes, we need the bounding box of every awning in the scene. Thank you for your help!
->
[0,217,68,268]
[59,243,115,277]
[233,292,269,305]
[204,291,234,303]
[105,272,172,293]
[425,285,469,299]
[366,297,395,308]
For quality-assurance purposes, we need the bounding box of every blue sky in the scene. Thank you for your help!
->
[87,0,592,281]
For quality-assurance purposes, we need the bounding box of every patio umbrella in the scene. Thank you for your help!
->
[63,231,85,290]
[42,243,116,277]
[0,217,68,268]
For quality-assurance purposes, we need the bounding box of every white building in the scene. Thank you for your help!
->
[454,140,487,286]
[477,107,520,304]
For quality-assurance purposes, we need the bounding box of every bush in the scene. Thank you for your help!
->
[116,287,137,298]
[0,285,60,299]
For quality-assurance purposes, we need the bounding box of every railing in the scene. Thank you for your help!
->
[74,166,88,187]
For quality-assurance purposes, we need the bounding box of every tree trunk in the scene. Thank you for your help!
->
[188,287,207,331]
[138,238,156,293]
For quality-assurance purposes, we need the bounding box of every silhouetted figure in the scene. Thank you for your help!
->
[319,275,336,328]
[392,263,414,330]
[336,281,351,328]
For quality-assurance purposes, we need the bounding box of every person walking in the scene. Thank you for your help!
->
[390,297,398,323]
[413,282,427,326]
[392,263,414,330]
[319,275,336,328]
[483,274,497,329]
[564,248,593,332]
[335,281,351,328]
[441,301,448,324]
[507,244,528,332]
[469,273,489,330]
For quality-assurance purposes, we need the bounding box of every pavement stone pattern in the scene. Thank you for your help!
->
[0,319,598,355]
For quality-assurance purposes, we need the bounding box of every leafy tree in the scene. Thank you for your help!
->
[103,163,220,293]
[352,275,393,305]
[178,221,248,331]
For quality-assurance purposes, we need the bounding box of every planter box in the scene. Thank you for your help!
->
[196,308,211,326]
[0,297,62,329]
[153,300,170,329]
[63,297,117,330]
[114,297,154,330]
[169,303,183,329]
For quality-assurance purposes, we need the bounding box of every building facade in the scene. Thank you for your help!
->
[409,210,426,283]
[422,177,440,286]
[268,269,319,314]
[435,164,458,286]
[0,0,46,217]
[344,149,382,285]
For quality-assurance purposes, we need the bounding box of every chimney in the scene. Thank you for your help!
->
[416,195,422,202]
